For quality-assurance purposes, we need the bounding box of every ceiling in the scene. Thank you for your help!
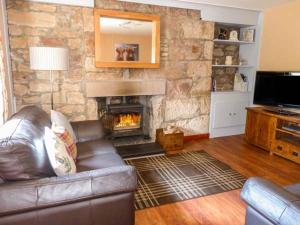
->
[177,0,294,10]
[121,0,295,11]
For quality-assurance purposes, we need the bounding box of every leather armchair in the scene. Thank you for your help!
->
[241,177,300,225]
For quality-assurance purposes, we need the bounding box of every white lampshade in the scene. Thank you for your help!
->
[29,47,69,71]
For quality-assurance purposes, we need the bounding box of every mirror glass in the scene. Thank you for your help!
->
[99,17,153,63]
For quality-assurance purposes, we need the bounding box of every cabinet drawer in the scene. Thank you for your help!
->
[213,100,248,128]
[288,147,300,163]
[271,141,289,157]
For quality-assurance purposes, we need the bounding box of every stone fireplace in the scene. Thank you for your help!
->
[105,100,145,138]
[87,79,166,142]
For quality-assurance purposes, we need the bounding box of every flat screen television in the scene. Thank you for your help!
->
[254,71,300,109]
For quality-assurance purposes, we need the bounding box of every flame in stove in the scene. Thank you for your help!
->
[114,113,141,129]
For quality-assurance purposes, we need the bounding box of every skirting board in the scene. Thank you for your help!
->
[184,133,209,142]
[210,126,245,138]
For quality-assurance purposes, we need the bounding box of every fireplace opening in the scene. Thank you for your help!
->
[114,113,142,131]
[105,102,146,138]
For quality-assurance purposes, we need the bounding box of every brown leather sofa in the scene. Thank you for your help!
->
[0,106,137,225]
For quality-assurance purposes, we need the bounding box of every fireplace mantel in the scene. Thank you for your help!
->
[86,80,166,97]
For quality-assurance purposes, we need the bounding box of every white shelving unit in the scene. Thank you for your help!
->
[209,19,263,138]
[213,39,255,45]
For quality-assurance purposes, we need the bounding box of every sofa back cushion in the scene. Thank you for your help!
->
[0,106,55,181]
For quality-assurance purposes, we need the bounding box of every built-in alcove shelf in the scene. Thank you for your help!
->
[211,90,250,94]
[212,64,253,68]
[213,39,255,45]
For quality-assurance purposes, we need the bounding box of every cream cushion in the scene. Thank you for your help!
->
[44,127,76,176]
[51,110,77,142]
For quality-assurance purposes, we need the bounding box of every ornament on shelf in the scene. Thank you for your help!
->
[229,30,239,41]
[225,56,233,65]
[218,28,228,40]
[241,29,255,42]
[234,73,248,92]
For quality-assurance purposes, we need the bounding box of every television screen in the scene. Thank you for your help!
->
[254,71,300,108]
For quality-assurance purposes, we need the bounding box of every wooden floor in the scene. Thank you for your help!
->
[135,135,300,225]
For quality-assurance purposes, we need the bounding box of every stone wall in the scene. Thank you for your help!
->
[7,0,214,137]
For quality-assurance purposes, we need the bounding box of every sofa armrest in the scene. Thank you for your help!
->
[71,120,105,142]
[0,166,137,217]
[241,177,299,224]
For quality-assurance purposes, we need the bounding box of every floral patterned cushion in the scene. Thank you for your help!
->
[44,127,76,176]
[52,123,77,161]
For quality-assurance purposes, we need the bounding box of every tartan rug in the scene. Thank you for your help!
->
[125,151,246,210]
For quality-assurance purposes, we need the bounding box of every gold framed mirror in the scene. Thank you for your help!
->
[94,9,160,68]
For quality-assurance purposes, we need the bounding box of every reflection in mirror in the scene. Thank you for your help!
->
[99,17,153,63]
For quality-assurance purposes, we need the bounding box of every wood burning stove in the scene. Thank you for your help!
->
[107,103,144,138]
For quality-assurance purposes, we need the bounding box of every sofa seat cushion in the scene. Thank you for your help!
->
[285,183,300,197]
[77,139,116,160]
[76,153,125,172]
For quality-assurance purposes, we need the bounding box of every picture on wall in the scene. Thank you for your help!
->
[115,44,139,61]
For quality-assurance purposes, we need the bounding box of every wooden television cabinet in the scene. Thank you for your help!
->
[245,107,300,164]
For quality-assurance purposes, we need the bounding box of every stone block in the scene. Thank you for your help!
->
[201,21,214,40]
[61,82,81,91]
[67,38,81,50]
[57,104,85,115]
[82,8,94,32]
[164,115,209,135]
[8,25,23,36]
[24,27,49,36]
[29,80,58,92]
[148,95,165,139]
[166,78,192,99]
[84,33,94,56]
[10,37,27,49]
[40,37,65,46]
[169,39,204,61]
[213,48,224,57]
[14,84,29,96]
[41,93,51,104]
[53,91,67,104]
[190,77,212,96]
[70,114,86,122]
[23,95,41,104]
[8,10,56,28]
[187,61,212,78]
[165,96,209,121]
[203,41,214,60]
[86,99,98,120]
[85,57,97,72]
[27,36,41,46]
[29,3,57,12]
[182,20,203,39]
[66,92,85,104]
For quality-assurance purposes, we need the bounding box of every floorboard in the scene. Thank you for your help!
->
[135,135,300,225]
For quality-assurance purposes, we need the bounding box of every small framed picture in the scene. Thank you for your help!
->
[115,44,139,61]
[241,29,255,42]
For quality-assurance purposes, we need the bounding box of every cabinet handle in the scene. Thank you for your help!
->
[277,146,283,150]
[292,151,299,157]
[233,113,237,116]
